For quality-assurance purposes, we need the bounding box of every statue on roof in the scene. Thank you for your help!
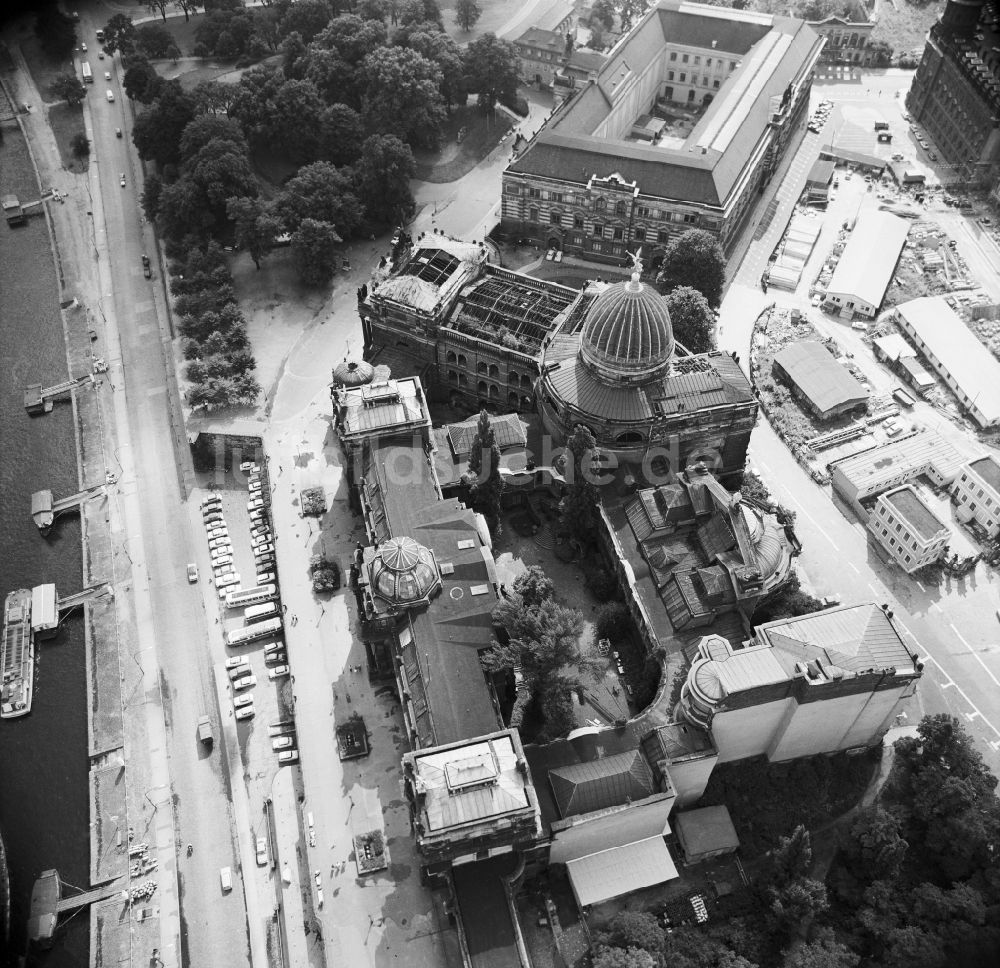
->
[628,247,644,288]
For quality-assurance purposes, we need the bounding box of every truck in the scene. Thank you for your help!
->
[197,716,213,746]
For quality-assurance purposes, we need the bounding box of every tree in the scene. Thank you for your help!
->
[132,83,197,167]
[355,0,387,20]
[454,0,481,31]
[136,22,176,58]
[70,133,90,158]
[404,27,465,108]
[666,285,715,353]
[843,807,907,883]
[269,78,327,162]
[657,229,727,307]
[785,932,860,968]
[123,57,164,104]
[227,196,282,269]
[102,14,137,55]
[278,0,334,43]
[193,79,239,116]
[767,877,828,934]
[315,13,388,65]
[764,824,813,888]
[559,423,600,540]
[512,566,554,609]
[145,1,170,22]
[597,911,664,954]
[35,5,76,60]
[184,137,260,226]
[292,218,341,285]
[180,114,247,162]
[467,408,494,478]
[276,161,362,237]
[592,947,657,968]
[141,173,163,221]
[174,0,199,22]
[50,73,87,106]
[591,0,617,31]
[319,104,365,165]
[463,34,519,112]
[398,0,443,28]
[360,45,445,147]
[355,134,415,223]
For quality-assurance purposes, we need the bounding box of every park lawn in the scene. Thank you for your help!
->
[149,10,206,56]
[21,35,73,104]
[440,0,527,42]
[871,0,942,59]
[414,102,513,183]
[48,101,88,173]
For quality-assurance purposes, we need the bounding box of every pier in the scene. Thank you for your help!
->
[57,584,112,620]
[27,870,126,948]
[31,483,106,531]
[24,374,94,414]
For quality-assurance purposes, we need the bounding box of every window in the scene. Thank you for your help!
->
[895,523,902,533]
[679,72,687,82]
[488,364,499,378]
[593,241,603,252]
[446,351,457,364]
[477,362,488,375]
[613,227,624,240]
[505,183,520,195]
[574,215,584,229]
[458,354,467,366]
[683,213,698,224]
[459,374,467,386]
[528,187,541,199]
[706,57,712,67]
[730,61,736,70]
[550,211,562,226]
[529,206,539,222]
[635,227,646,241]
[637,205,652,218]
[593,223,603,237]
[448,370,458,383]
[670,52,677,61]
[694,55,700,65]
[682,54,689,63]
[667,70,675,81]
[594,198,606,211]
[615,200,628,216]
[713,79,720,90]
[657,230,669,244]
[551,192,563,203]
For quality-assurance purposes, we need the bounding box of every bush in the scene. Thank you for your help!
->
[309,553,341,592]
[585,562,619,601]
[502,94,529,116]
[595,602,631,643]
[70,132,90,158]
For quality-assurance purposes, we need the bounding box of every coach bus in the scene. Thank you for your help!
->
[226,617,282,647]
[82,62,92,83]
[224,584,277,609]
[244,602,279,624]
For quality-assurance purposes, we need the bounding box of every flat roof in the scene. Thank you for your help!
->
[896,296,1000,426]
[883,486,947,541]
[773,340,869,415]
[675,805,739,857]
[335,378,429,438]
[826,210,909,309]
[831,430,966,490]
[967,455,1000,496]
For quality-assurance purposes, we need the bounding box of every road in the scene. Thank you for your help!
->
[72,6,255,967]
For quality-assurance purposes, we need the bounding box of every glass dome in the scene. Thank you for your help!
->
[369,536,439,606]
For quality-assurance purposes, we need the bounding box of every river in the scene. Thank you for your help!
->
[0,111,89,967]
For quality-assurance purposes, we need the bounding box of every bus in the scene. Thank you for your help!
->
[245,602,278,623]
[224,584,277,609]
[82,62,93,84]
[227,617,282,647]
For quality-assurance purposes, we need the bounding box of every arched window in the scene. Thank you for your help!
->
[458,354,467,367]
[446,351,457,364]
[488,364,499,379]
[478,380,488,396]
[509,370,519,385]
[615,200,628,217]
[459,374,468,387]
[477,361,488,375]
[489,384,499,398]
[616,431,644,446]
[448,370,458,383]
[508,391,519,408]
[594,197,606,212]
[521,374,533,389]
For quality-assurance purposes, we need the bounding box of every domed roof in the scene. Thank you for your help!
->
[333,358,374,387]
[580,262,673,382]
[369,536,439,606]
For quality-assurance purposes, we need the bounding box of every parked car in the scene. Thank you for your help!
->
[255,838,268,866]
[278,749,299,764]
[142,254,152,278]
[235,705,255,720]
[248,499,264,511]
[219,867,232,892]
[186,563,198,583]
[213,557,234,571]
[225,656,249,670]
[254,543,275,558]
[115,126,122,138]
[104,71,111,81]
[233,693,254,708]
[200,494,222,509]
[255,572,275,585]
[272,736,294,750]
[265,651,287,665]
[240,461,258,473]
[208,538,231,552]
[268,665,290,679]
[203,513,224,527]
[232,674,257,691]
[206,527,229,540]
[211,546,232,560]
[250,532,271,547]
[119,172,126,187]
[217,573,240,589]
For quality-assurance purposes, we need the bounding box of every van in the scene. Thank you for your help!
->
[873,119,888,131]
[220,867,233,892]
[892,387,915,408]
[106,89,114,102]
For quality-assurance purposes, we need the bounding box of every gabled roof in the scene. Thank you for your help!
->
[446,413,528,459]
[826,210,909,308]
[549,749,655,818]
[773,340,869,416]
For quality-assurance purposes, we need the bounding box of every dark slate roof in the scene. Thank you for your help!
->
[446,413,528,459]
[508,2,822,207]
[773,340,869,416]
[548,749,656,818]
[516,27,564,50]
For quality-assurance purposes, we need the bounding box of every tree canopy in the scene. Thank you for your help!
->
[666,285,716,353]
[657,228,727,307]
[454,0,482,32]
[463,34,519,112]
[276,161,361,237]
[50,73,87,106]
[292,218,342,285]
[360,46,446,147]
[559,423,601,541]
[355,134,415,224]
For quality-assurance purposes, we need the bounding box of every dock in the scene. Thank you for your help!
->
[57,584,112,619]
[31,483,106,531]
[27,870,126,948]
[24,374,94,414]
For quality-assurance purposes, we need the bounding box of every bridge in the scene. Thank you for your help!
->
[24,374,94,414]
[28,870,127,947]
[57,584,112,616]
[31,483,107,531]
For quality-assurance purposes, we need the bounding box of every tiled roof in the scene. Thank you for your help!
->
[446,413,527,459]
[549,749,656,818]
[773,340,869,416]
[545,354,656,421]
[697,513,735,560]
[516,27,564,49]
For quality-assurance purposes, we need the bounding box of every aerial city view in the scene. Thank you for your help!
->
[2,0,1000,966]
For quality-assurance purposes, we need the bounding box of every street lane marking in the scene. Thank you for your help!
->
[921,652,1000,741]
[950,623,1000,687]
[930,602,942,613]
[848,562,860,574]
[146,386,165,397]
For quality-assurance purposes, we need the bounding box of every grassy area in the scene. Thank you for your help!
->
[413,103,513,183]
[871,0,943,59]
[20,35,73,104]
[48,101,88,173]
[151,10,206,57]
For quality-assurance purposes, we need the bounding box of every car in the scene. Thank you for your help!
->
[249,478,263,490]
[233,693,254,708]
[256,572,275,585]
[272,736,294,750]
[114,126,121,138]
[251,525,270,538]
[929,152,938,161]
[186,563,198,583]
[229,661,251,678]
[240,461,258,473]
[81,42,87,51]
[265,651,287,665]
[207,527,229,540]
[203,513,224,527]
[208,537,231,552]
[251,534,272,549]
[217,576,241,593]
[264,641,285,656]
[314,870,322,888]
[981,217,993,226]
[142,254,152,278]
[200,494,222,509]
[811,293,822,307]
[232,674,257,691]
[104,71,111,81]
[891,153,904,161]
[211,545,232,560]
[248,498,264,511]
[254,543,275,558]
[255,837,268,866]
[851,321,868,332]
[119,172,126,187]
[98,51,104,60]
[235,705,255,721]
[225,656,249,670]
[268,665,290,679]
[213,557,234,571]
[220,867,232,893]
[278,749,299,764]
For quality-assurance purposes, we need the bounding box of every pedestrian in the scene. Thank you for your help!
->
[283,604,288,614]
